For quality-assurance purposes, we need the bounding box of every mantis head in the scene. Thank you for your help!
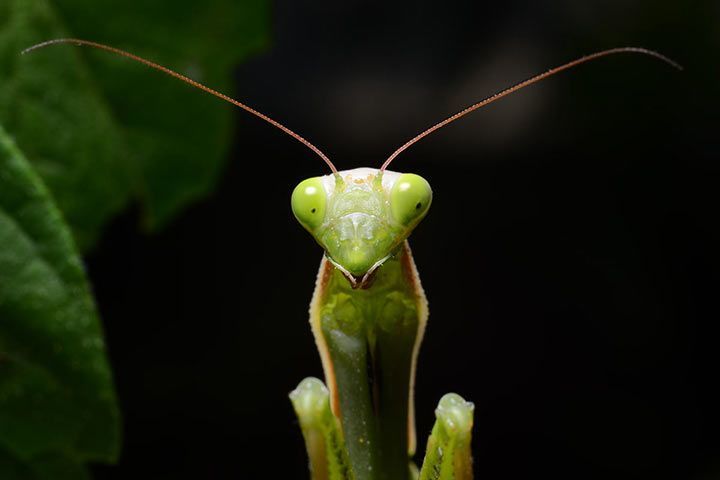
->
[291,168,431,283]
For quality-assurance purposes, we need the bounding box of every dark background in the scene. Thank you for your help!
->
[88,0,719,478]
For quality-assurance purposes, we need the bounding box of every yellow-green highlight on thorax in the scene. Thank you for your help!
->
[291,168,432,283]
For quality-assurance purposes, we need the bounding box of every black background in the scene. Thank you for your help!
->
[89,0,719,478]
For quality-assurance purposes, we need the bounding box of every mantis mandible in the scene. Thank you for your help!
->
[23,38,680,480]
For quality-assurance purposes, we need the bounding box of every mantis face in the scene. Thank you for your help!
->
[291,167,432,282]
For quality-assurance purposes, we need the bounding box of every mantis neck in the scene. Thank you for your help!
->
[310,241,428,480]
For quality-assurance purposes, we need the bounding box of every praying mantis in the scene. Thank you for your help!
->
[23,38,680,480]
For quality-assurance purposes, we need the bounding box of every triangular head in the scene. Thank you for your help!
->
[292,168,431,285]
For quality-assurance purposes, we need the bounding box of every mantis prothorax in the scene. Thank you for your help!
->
[23,38,681,480]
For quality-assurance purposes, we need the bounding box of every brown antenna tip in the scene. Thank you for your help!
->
[380,47,682,171]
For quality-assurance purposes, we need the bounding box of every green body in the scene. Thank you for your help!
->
[290,168,474,480]
[418,394,475,480]
[312,243,425,480]
[290,378,354,480]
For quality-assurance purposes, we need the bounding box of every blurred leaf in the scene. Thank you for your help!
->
[0,0,269,247]
[0,0,134,249]
[0,448,90,480]
[52,0,270,231]
[0,124,119,477]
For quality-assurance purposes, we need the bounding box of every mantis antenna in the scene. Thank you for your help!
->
[380,47,682,171]
[22,38,340,175]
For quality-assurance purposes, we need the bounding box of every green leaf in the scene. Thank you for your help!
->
[0,0,269,247]
[0,0,134,249]
[52,0,270,231]
[0,124,120,476]
[0,447,90,480]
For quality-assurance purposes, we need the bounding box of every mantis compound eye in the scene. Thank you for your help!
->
[390,173,432,226]
[291,177,327,230]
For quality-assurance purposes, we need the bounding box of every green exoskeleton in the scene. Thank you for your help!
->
[24,39,680,480]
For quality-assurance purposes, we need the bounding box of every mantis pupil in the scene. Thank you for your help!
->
[311,208,317,213]
[415,202,422,210]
